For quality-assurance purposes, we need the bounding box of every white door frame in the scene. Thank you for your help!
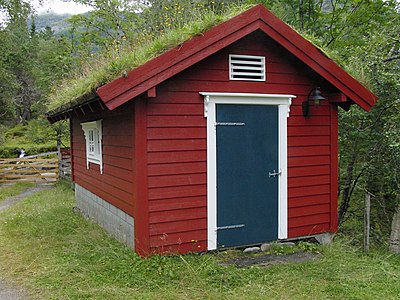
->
[200,92,295,250]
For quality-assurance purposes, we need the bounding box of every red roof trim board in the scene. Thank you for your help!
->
[97,4,377,112]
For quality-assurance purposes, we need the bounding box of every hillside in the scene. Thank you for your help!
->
[32,12,73,35]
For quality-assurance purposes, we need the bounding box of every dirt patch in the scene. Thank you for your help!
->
[0,280,29,300]
[219,251,321,268]
[0,184,53,212]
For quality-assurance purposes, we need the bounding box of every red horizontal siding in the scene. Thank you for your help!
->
[286,72,334,236]
[288,204,331,218]
[148,173,207,188]
[288,146,330,157]
[148,196,206,212]
[71,103,134,215]
[289,104,331,117]
[289,213,331,228]
[175,68,313,85]
[167,79,313,94]
[149,207,207,224]
[148,162,206,176]
[288,194,331,208]
[147,127,206,139]
[148,150,206,164]
[288,165,330,180]
[288,175,330,188]
[288,223,331,238]
[74,164,132,193]
[145,31,335,252]
[288,136,331,147]
[288,155,330,167]
[76,169,133,201]
[102,135,132,147]
[150,218,207,236]
[103,156,132,171]
[102,117,132,135]
[288,185,330,198]
[103,146,132,158]
[100,164,132,181]
[74,149,133,172]
[151,240,207,254]
[288,165,330,177]
[147,91,203,104]
[288,125,330,136]
[147,103,203,116]
[150,229,207,247]
[148,139,206,152]
[149,184,207,201]
[147,115,205,128]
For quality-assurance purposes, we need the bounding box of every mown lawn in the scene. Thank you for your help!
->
[0,182,399,299]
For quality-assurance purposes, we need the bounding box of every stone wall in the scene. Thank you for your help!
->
[75,184,134,249]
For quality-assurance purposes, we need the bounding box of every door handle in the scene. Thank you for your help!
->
[268,170,282,177]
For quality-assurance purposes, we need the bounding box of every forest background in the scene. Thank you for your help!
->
[0,0,399,252]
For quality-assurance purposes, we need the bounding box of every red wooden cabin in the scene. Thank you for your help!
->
[47,5,377,256]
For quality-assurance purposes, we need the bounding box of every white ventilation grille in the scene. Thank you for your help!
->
[229,54,266,81]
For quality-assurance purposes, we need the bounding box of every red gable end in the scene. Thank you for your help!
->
[97,4,377,111]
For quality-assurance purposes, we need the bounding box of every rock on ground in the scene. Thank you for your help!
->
[243,246,261,254]
[220,251,321,268]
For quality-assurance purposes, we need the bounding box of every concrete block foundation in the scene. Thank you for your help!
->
[75,184,134,249]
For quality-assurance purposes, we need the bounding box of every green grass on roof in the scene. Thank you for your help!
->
[47,3,370,115]
[47,6,254,114]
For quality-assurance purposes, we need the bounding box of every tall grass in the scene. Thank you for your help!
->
[0,183,399,299]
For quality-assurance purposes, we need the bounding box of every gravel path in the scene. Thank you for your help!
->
[0,184,53,212]
[0,281,27,300]
[0,184,55,299]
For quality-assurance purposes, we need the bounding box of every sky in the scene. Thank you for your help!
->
[0,0,91,25]
[33,0,92,15]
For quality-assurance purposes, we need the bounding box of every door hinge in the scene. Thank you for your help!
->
[217,224,245,230]
[215,122,245,126]
[268,170,282,177]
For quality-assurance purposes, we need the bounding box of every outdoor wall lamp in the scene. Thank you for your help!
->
[302,87,326,117]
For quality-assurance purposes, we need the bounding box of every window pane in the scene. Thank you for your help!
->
[88,130,95,153]
[95,128,100,155]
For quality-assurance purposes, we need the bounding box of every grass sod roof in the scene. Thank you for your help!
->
[46,4,368,116]
[46,6,253,115]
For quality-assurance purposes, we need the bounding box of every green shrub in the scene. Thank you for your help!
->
[0,124,6,145]
[0,145,57,158]
[4,124,26,139]
[0,118,70,158]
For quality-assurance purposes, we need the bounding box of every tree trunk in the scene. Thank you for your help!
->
[389,195,400,254]
[338,152,357,224]
[299,0,304,31]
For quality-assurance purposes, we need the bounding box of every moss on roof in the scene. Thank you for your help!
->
[47,6,254,115]
[47,4,366,116]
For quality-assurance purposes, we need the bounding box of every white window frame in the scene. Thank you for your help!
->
[229,54,266,81]
[81,120,103,174]
[200,92,295,250]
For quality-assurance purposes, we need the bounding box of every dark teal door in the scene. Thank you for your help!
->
[216,104,279,248]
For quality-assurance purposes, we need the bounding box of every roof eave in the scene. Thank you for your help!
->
[46,94,102,123]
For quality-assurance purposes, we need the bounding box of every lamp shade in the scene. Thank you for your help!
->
[309,87,325,105]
